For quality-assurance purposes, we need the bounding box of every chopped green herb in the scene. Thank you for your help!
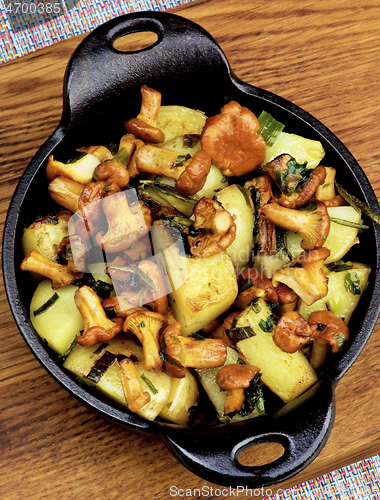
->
[161,352,185,369]
[330,217,369,230]
[336,183,380,225]
[247,186,261,244]
[172,154,191,168]
[138,320,146,328]
[226,326,256,342]
[226,373,265,418]
[191,331,207,341]
[109,254,158,291]
[277,157,314,195]
[239,279,253,293]
[344,271,361,295]
[141,373,158,395]
[183,134,200,148]
[300,202,317,213]
[335,332,347,349]
[259,314,276,333]
[326,260,354,273]
[139,180,197,205]
[171,216,193,227]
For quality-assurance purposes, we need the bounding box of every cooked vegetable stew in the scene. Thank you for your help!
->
[20,86,372,425]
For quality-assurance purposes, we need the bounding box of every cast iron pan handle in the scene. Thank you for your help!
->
[62,11,232,125]
[160,379,335,488]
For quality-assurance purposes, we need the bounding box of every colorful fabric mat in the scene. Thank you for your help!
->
[0,0,192,63]
[267,454,380,500]
[1,0,380,498]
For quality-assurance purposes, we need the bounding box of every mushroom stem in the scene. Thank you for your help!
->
[309,339,330,371]
[123,309,167,372]
[119,358,151,412]
[188,197,236,258]
[48,176,84,213]
[215,363,260,415]
[75,286,123,346]
[162,322,227,375]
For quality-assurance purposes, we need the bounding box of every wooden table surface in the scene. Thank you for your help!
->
[1,0,380,498]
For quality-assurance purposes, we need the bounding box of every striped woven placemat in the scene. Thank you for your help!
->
[265,455,380,500]
[0,0,192,63]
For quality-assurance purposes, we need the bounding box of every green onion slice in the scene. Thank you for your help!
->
[113,147,130,166]
[87,351,127,383]
[257,111,285,146]
[250,299,262,314]
[236,185,251,207]
[33,292,59,316]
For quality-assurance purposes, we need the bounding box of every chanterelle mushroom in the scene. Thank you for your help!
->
[276,283,298,315]
[264,154,327,209]
[201,101,266,177]
[46,152,101,185]
[215,363,260,414]
[272,247,331,306]
[119,358,151,413]
[20,250,80,288]
[244,173,277,254]
[273,310,313,353]
[75,286,123,346]
[123,309,167,372]
[106,259,168,316]
[95,191,152,253]
[261,200,330,251]
[236,267,278,310]
[162,322,227,377]
[315,167,346,207]
[188,197,236,258]
[93,160,130,192]
[124,86,165,143]
[175,150,212,196]
[135,145,212,196]
[48,176,84,214]
[307,310,349,370]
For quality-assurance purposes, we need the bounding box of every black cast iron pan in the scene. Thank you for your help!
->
[3,11,380,489]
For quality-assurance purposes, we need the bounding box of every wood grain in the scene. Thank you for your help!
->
[1,0,380,498]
